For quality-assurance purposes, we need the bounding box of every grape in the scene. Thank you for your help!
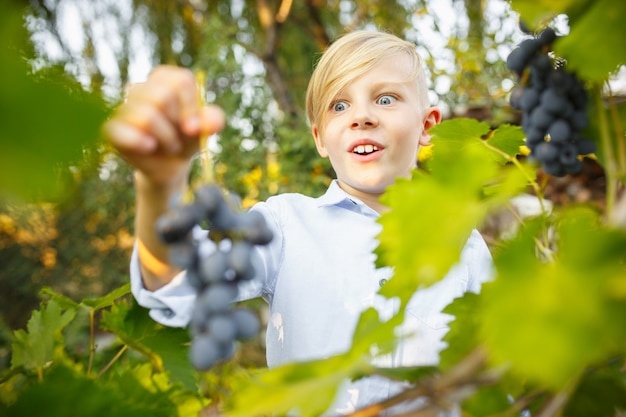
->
[239,210,274,245]
[229,241,256,281]
[199,250,230,284]
[530,107,554,130]
[155,184,272,371]
[169,238,197,269]
[505,26,595,177]
[200,282,238,313]
[547,119,571,143]
[189,334,226,371]
[577,138,596,155]
[532,141,558,163]
[540,89,568,115]
[520,88,540,111]
[530,54,552,75]
[538,27,557,46]
[232,308,260,340]
[208,313,238,344]
[155,204,199,243]
[193,185,224,219]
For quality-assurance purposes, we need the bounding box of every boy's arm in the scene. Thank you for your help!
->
[133,169,189,290]
[102,65,225,291]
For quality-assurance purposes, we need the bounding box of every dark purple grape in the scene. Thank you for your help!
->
[208,313,237,344]
[538,27,557,46]
[532,141,559,162]
[193,185,225,219]
[548,119,572,143]
[530,106,554,130]
[530,54,552,74]
[197,282,238,314]
[543,161,566,177]
[228,241,255,281]
[525,128,545,146]
[199,250,230,284]
[169,238,197,269]
[209,201,239,231]
[189,334,223,371]
[240,210,273,245]
[520,88,540,111]
[559,143,579,166]
[577,138,596,155]
[232,308,260,340]
[509,87,524,109]
[570,109,589,130]
[155,204,199,243]
[506,47,528,75]
[541,89,569,115]
[563,159,583,175]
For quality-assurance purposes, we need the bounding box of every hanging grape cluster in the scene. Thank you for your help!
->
[506,26,596,176]
[155,184,273,371]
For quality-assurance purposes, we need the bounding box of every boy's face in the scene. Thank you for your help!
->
[311,53,441,199]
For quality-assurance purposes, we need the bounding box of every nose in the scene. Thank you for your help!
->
[350,104,378,129]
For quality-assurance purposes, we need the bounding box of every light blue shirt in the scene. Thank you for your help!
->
[130,180,494,415]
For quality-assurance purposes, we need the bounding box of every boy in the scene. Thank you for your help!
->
[103,29,493,415]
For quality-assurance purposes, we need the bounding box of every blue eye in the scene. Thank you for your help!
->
[377,95,396,105]
[332,101,348,112]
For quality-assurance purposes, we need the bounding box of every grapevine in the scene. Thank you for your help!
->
[506,25,596,177]
[154,72,274,371]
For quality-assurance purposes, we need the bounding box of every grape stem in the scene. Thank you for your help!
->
[194,69,215,186]
[596,84,619,220]
[481,140,553,253]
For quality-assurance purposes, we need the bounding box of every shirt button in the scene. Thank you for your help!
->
[379,279,388,287]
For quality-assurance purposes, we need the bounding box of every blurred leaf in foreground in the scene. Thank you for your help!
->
[0,2,108,202]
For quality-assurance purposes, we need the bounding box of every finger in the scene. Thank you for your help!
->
[149,66,200,137]
[102,118,157,155]
[118,101,185,153]
[199,104,227,137]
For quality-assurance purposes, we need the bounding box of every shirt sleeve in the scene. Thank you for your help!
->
[464,229,495,293]
[129,241,197,328]
[129,204,284,327]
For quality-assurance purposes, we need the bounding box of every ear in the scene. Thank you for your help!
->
[418,107,442,146]
[312,125,329,158]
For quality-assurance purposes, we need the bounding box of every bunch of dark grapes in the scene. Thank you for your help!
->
[155,184,273,371]
[507,25,596,176]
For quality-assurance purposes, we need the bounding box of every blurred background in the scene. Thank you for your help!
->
[0,0,617,366]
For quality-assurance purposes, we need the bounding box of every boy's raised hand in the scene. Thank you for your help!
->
[102,65,225,189]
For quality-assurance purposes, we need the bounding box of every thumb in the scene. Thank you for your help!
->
[199,104,226,137]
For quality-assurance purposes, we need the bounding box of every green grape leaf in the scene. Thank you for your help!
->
[11,300,76,371]
[225,308,398,417]
[555,0,626,82]
[99,299,196,392]
[4,364,178,417]
[225,353,373,417]
[349,307,400,359]
[373,365,438,383]
[80,283,131,309]
[563,362,626,417]
[461,385,512,417]
[484,124,527,165]
[0,48,108,202]
[479,211,626,389]
[376,119,527,304]
[509,0,590,30]
[39,287,81,310]
[439,292,483,370]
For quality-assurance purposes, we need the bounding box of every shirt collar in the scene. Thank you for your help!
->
[316,180,379,218]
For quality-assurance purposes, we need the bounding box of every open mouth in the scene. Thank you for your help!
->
[352,144,380,155]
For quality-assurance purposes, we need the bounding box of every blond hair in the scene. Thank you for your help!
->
[305,30,430,129]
